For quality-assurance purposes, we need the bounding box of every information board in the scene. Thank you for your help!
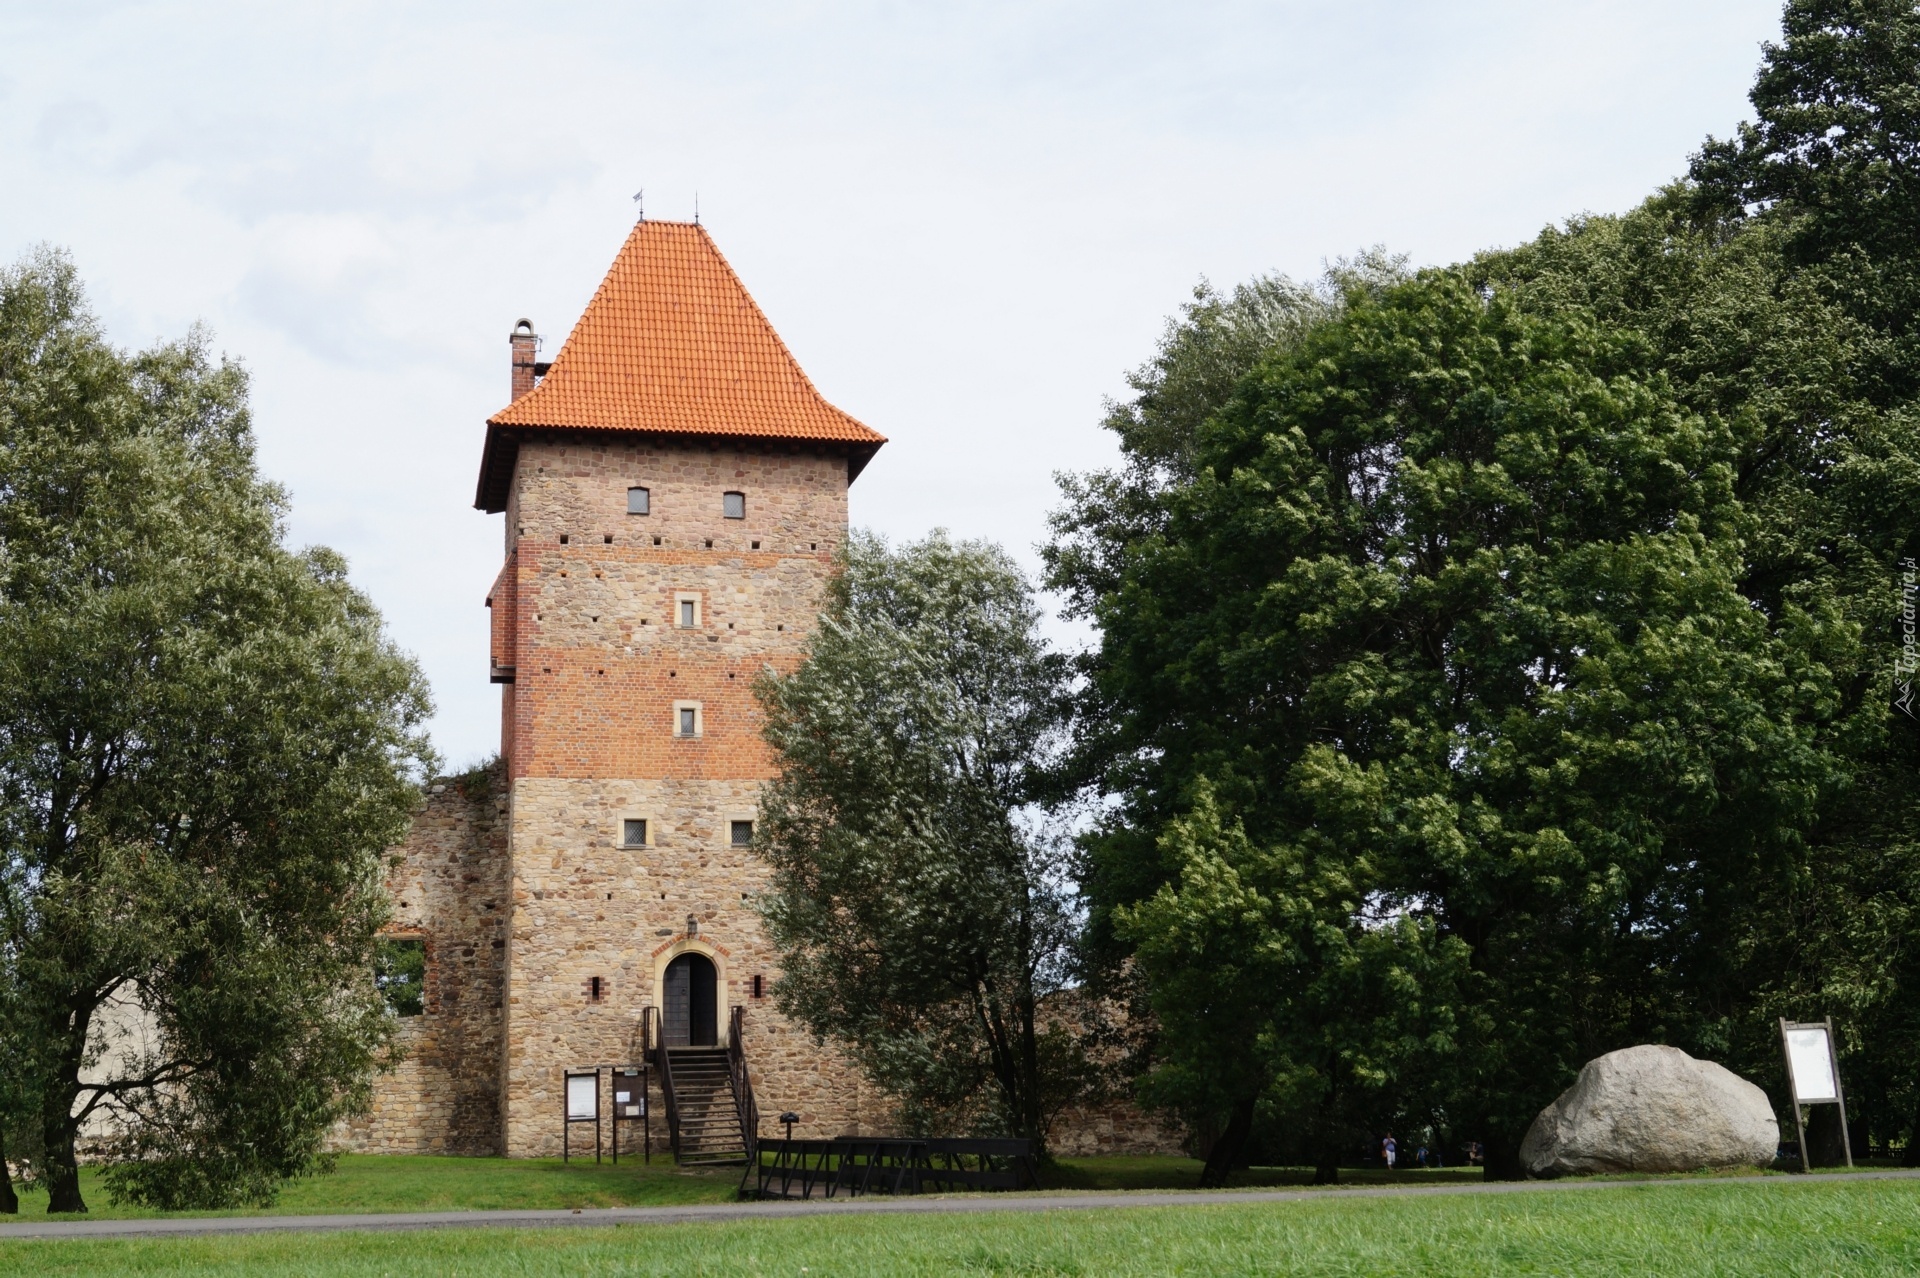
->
[1785,1026,1838,1102]
[566,1072,599,1120]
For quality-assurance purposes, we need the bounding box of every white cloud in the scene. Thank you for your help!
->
[0,0,1785,767]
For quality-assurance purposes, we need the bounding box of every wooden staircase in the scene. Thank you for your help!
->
[648,1006,760,1166]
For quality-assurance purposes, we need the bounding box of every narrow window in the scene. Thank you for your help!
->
[723,491,745,520]
[628,486,650,515]
[589,975,605,1003]
[679,707,697,736]
[679,599,696,628]
[375,937,426,1017]
[752,974,765,999]
[731,819,754,847]
[623,818,648,848]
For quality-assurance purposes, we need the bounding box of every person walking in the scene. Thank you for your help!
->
[1382,1134,1397,1171]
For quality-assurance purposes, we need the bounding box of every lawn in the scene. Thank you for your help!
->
[3,1177,1918,1275]
[1,1153,1492,1220]
[4,1154,743,1219]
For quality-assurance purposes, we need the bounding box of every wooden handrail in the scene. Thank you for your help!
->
[727,1004,759,1163]
[646,1005,682,1161]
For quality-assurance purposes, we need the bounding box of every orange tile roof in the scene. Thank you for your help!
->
[476,220,884,510]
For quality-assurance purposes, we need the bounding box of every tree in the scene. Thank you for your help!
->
[1055,269,1852,1176]
[1691,0,1920,402]
[754,531,1078,1149]
[0,249,434,1212]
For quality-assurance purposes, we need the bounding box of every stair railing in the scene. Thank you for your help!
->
[646,1005,683,1161]
[727,1004,760,1164]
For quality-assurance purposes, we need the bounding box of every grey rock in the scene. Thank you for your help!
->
[1520,1044,1778,1177]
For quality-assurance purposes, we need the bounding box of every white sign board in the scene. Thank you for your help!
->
[566,1073,598,1120]
[1785,1027,1839,1102]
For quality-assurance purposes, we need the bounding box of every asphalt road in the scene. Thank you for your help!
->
[3,1168,1917,1240]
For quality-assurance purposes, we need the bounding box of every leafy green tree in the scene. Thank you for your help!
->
[1478,0,1920,1138]
[0,249,434,1212]
[754,532,1079,1150]
[1467,191,1920,1154]
[1057,270,1852,1176]
[1691,0,1920,403]
[1119,784,1468,1184]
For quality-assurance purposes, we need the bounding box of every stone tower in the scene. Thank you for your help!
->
[477,218,886,1156]
[346,218,885,1157]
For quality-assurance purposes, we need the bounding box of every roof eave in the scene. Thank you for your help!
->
[473,422,885,513]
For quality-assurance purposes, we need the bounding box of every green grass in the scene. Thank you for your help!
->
[4,1154,742,1219]
[1042,1154,1487,1191]
[1,1153,1498,1220]
[4,1177,1920,1275]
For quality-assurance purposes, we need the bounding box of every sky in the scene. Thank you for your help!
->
[1,0,1788,769]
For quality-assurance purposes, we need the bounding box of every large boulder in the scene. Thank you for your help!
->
[1520,1044,1778,1177]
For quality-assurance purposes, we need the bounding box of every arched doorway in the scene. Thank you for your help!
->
[662,952,718,1047]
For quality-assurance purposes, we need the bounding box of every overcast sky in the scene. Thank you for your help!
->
[2,0,1787,768]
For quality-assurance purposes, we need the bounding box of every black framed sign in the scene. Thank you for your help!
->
[1779,1018,1853,1172]
[611,1064,650,1164]
[563,1067,602,1164]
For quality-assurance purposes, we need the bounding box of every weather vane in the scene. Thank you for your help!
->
[632,188,644,223]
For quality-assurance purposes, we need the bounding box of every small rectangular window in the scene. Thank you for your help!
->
[680,707,697,736]
[628,487,650,515]
[622,818,648,847]
[723,491,745,519]
[731,819,754,847]
[752,974,765,999]
[589,975,605,1003]
[679,599,696,628]
[375,937,426,1017]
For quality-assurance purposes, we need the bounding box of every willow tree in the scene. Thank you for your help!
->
[0,249,433,1212]
[753,532,1078,1149]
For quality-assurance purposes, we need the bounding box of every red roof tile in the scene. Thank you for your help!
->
[476,220,884,510]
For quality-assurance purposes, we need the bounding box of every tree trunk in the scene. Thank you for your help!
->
[1198,1095,1256,1188]
[1312,1147,1341,1185]
[1015,988,1046,1159]
[0,1131,17,1214]
[1482,1132,1527,1182]
[41,1093,84,1214]
[1903,1091,1920,1167]
[1805,1103,1849,1169]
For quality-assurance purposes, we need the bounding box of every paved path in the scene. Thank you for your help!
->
[4,1168,1918,1241]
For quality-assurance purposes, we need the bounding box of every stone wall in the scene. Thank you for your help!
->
[335,769,511,1155]
[1049,1099,1188,1158]
[500,776,879,1157]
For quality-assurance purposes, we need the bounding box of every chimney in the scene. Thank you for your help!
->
[509,319,539,401]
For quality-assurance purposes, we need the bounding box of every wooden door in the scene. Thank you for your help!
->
[663,953,717,1047]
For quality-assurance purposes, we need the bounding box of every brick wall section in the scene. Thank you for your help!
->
[336,768,511,1154]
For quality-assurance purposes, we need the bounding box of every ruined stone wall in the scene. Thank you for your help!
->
[336,769,511,1155]
[1048,1099,1188,1158]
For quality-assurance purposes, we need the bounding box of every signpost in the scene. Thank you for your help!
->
[563,1067,602,1164]
[611,1064,650,1164]
[1779,1018,1852,1172]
